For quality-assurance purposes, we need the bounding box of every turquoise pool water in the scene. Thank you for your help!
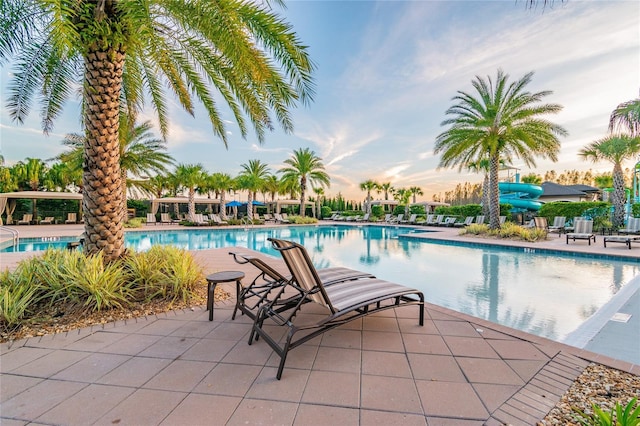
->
[3,225,638,342]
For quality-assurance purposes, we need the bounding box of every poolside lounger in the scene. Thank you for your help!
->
[160,212,177,224]
[274,213,290,224]
[40,216,55,225]
[618,217,640,235]
[475,215,485,225]
[547,216,566,237]
[566,219,596,245]
[533,216,548,231]
[146,213,157,225]
[17,214,33,225]
[229,251,375,321]
[211,214,228,225]
[401,214,417,224]
[193,213,210,226]
[65,212,77,224]
[432,215,446,226]
[250,238,424,379]
[454,216,474,227]
[603,235,640,249]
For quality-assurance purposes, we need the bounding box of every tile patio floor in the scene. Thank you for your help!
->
[1,225,639,425]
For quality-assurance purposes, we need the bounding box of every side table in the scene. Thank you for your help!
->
[206,271,245,321]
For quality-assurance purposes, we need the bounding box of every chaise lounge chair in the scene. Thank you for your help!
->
[17,214,33,225]
[146,213,157,225]
[618,217,640,235]
[40,216,55,225]
[566,219,596,245]
[547,216,566,237]
[229,251,375,321]
[249,238,425,379]
[65,212,77,224]
[454,216,474,227]
[603,234,640,249]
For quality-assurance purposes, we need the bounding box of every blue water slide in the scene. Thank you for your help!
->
[498,182,543,211]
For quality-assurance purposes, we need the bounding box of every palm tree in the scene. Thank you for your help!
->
[262,175,281,203]
[174,164,206,222]
[313,187,325,218]
[377,182,393,200]
[579,135,640,227]
[466,159,492,218]
[359,180,378,214]
[279,148,330,217]
[393,188,411,216]
[2,0,314,260]
[609,97,640,136]
[409,186,423,204]
[60,120,174,223]
[435,69,567,228]
[211,172,236,220]
[14,158,47,218]
[237,160,270,221]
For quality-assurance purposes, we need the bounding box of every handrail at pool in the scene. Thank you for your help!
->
[0,226,19,248]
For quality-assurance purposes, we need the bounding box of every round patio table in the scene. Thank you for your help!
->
[206,271,245,321]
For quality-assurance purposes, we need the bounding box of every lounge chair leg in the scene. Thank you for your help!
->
[276,331,294,380]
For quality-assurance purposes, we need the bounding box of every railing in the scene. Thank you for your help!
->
[241,217,254,229]
[0,226,19,248]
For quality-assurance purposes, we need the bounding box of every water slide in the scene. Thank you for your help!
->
[498,182,543,211]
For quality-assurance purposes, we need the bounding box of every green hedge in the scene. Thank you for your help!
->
[539,201,610,221]
[433,203,511,217]
[632,203,640,218]
[321,206,332,219]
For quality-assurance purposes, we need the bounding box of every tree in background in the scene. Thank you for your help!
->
[466,159,491,217]
[313,187,325,218]
[579,135,640,227]
[1,0,314,260]
[359,180,378,214]
[409,186,423,204]
[393,188,411,216]
[174,164,206,222]
[609,97,640,137]
[212,172,236,220]
[279,148,330,217]
[520,173,542,184]
[237,160,270,221]
[14,158,47,218]
[435,69,566,228]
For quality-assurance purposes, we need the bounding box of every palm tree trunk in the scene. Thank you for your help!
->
[489,155,501,229]
[299,177,307,217]
[612,163,626,227]
[220,192,227,220]
[121,169,128,224]
[482,173,490,218]
[82,45,126,260]
[247,191,254,221]
[188,188,196,222]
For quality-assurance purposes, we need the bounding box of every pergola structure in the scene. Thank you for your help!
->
[267,199,315,214]
[149,197,220,214]
[0,191,83,225]
[411,201,450,213]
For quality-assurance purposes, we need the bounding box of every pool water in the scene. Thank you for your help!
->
[3,225,638,342]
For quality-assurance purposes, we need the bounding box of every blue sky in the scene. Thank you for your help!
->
[1,0,639,202]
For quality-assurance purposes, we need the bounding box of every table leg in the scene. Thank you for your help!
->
[208,282,217,321]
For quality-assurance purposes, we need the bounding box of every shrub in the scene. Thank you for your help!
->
[435,204,483,217]
[321,206,332,219]
[460,222,547,242]
[539,201,610,222]
[124,218,144,228]
[288,215,318,224]
[0,270,40,328]
[371,205,384,218]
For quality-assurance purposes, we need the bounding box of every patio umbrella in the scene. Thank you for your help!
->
[252,200,265,206]
[226,201,244,207]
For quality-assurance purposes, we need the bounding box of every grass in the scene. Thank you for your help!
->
[461,222,548,242]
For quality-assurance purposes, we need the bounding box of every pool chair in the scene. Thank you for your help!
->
[356,213,370,222]
[618,217,640,235]
[603,234,640,249]
[193,213,210,226]
[249,238,425,380]
[40,216,55,225]
[274,213,290,224]
[160,213,176,225]
[432,215,446,226]
[146,213,157,225]
[547,216,566,237]
[533,216,548,231]
[454,216,474,227]
[499,216,507,225]
[229,251,375,321]
[400,213,417,224]
[65,212,77,224]
[211,214,228,225]
[566,219,596,245]
[475,215,485,225]
[17,214,33,225]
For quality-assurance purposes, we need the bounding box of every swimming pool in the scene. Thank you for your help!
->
[3,225,638,342]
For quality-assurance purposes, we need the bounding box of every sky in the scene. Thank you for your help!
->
[1,0,639,202]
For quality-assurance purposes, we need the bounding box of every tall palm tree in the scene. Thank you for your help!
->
[60,120,174,223]
[377,182,393,200]
[393,188,411,216]
[1,0,314,260]
[435,69,567,228]
[237,160,270,221]
[409,186,423,204]
[262,175,281,203]
[174,164,206,222]
[313,187,325,218]
[359,180,378,215]
[579,135,640,227]
[211,172,236,220]
[609,97,640,136]
[279,148,330,217]
[466,159,491,218]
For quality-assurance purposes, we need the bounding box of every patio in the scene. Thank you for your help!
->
[1,224,639,425]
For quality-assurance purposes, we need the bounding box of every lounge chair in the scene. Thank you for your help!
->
[432,215,446,226]
[424,214,436,225]
[522,219,535,229]
[400,214,417,224]
[603,234,640,249]
[547,216,566,237]
[618,217,640,235]
[566,219,596,245]
[146,213,157,225]
[475,215,485,225]
[533,216,548,231]
[40,216,55,225]
[17,214,33,225]
[274,213,290,224]
[65,212,77,224]
[356,213,370,222]
[160,213,176,224]
[263,213,276,222]
[383,214,394,223]
[499,216,507,225]
[229,251,375,321]
[193,213,210,226]
[454,216,474,227]
[211,214,228,225]
[250,238,425,379]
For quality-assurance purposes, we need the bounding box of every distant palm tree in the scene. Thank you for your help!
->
[435,69,567,228]
[211,172,235,220]
[174,164,206,222]
[237,160,270,221]
[313,187,325,218]
[579,135,640,227]
[14,158,48,218]
[409,186,423,204]
[359,180,378,214]
[1,0,314,260]
[378,182,393,200]
[279,148,330,217]
[262,175,281,204]
[609,97,640,136]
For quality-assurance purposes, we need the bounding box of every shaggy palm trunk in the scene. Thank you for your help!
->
[299,177,307,217]
[488,155,501,229]
[247,192,254,221]
[82,46,125,260]
[220,192,227,220]
[188,189,195,222]
[612,164,626,227]
[482,173,490,218]
[121,169,128,224]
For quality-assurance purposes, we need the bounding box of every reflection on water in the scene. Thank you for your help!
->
[5,225,639,342]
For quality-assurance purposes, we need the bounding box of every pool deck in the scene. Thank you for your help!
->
[1,223,639,425]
